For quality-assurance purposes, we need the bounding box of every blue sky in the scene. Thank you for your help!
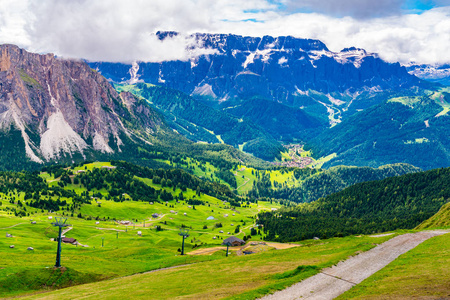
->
[404,0,443,11]
[246,0,449,19]
[0,0,450,64]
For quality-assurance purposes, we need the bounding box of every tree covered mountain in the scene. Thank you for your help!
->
[222,97,327,141]
[306,90,450,170]
[248,163,420,203]
[258,167,450,241]
[116,83,286,160]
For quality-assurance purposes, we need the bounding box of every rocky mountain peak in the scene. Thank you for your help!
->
[189,33,329,53]
[90,33,424,107]
[0,44,163,164]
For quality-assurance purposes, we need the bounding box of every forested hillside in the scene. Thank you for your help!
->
[1,161,241,219]
[258,167,450,241]
[116,83,285,160]
[307,92,450,170]
[222,97,326,142]
[248,163,419,203]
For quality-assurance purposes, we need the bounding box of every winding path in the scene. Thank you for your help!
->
[234,167,250,192]
[0,222,26,229]
[260,230,449,300]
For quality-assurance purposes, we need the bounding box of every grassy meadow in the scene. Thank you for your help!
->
[18,234,395,300]
[416,202,450,230]
[337,233,450,299]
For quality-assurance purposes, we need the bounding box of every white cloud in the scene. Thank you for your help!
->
[0,0,449,65]
[281,0,405,19]
[0,0,32,48]
[213,6,450,65]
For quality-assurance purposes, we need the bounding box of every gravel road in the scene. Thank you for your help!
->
[260,230,449,300]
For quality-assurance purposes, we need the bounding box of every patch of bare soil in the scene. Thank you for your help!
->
[264,242,300,250]
[188,247,226,255]
[260,230,450,300]
[369,233,395,238]
[188,241,299,255]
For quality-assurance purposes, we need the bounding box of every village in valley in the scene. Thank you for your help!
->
[273,144,314,168]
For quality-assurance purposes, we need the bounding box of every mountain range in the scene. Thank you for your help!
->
[90,33,433,128]
[90,33,448,168]
[407,64,450,86]
[1,32,450,170]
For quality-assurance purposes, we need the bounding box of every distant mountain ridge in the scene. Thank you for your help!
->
[90,32,429,106]
[2,37,447,170]
[90,32,435,139]
[407,63,450,86]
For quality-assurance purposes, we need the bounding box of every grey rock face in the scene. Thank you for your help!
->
[0,44,166,164]
[90,33,426,105]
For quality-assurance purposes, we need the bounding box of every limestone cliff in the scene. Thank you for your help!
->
[0,44,166,164]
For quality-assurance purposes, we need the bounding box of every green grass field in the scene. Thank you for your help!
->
[17,235,395,300]
[416,202,450,230]
[337,233,450,299]
[388,96,421,107]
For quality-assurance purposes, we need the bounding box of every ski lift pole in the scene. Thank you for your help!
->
[52,217,69,268]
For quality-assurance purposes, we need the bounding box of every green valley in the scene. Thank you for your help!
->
[0,161,448,299]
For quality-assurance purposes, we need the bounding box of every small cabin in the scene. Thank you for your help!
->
[222,236,245,247]
[62,237,77,244]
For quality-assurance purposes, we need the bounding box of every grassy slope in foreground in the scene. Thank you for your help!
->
[20,235,395,300]
[416,202,450,230]
[336,233,450,299]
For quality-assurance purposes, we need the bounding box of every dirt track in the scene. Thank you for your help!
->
[264,242,300,250]
[188,246,227,255]
[260,230,449,300]
[188,242,300,255]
